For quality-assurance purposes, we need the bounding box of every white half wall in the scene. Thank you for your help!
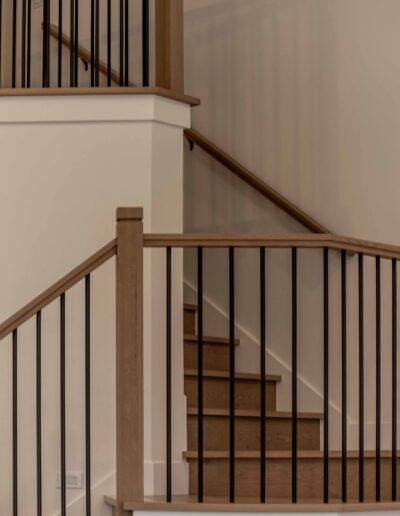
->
[0,93,189,514]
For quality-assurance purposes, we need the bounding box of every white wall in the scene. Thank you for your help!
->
[0,94,189,514]
[183,0,400,450]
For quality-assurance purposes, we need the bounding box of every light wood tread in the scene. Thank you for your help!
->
[184,369,281,382]
[184,303,198,312]
[184,334,240,346]
[187,408,323,420]
[183,450,400,460]
[105,495,400,512]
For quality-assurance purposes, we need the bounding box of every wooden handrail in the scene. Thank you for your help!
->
[0,239,117,340]
[143,233,400,260]
[184,129,329,234]
[48,25,328,234]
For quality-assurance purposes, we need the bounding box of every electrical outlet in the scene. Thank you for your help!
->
[33,0,43,8]
[56,471,83,490]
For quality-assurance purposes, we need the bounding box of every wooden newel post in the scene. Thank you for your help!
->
[155,0,184,93]
[116,207,144,515]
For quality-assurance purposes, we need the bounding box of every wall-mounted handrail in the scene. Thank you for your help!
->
[0,239,117,340]
[143,233,400,259]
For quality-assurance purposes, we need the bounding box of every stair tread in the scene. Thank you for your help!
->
[184,303,198,312]
[187,408,323,420]
[184,369,281,382]
[184,450,400,459]
[185,334,240,346]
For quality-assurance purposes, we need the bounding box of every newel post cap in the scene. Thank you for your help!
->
[116,207,143,221]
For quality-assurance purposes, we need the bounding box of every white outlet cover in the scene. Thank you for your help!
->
[56,471,83,490]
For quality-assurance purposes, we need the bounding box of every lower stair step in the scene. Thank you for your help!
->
[184,334,239,372]
[184,370,281,411]
[187,408,322,451]
[184,450,400,501]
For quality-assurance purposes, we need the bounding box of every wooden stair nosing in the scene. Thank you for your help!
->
[187,407,323,420]
[185,369,281,382]
[185,334,240,346]
[183,450,400,460]
[184,303,198,312]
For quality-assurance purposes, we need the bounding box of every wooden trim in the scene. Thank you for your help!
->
[186,408,323,420]
[184,129,329,234]
[143,233,400,260]
[0,240,116,341]
[0,85,200,106]
[184,334,240,346]
[116,208,144,515]
[155,0,184,93]
[183,450,400,460]
[184,369,282,382]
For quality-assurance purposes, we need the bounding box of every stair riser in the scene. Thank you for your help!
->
[187,416,320,451]
[185,377,277,411]
[188,457,398,501]
[184,343,229,371]
[184,309,196,334]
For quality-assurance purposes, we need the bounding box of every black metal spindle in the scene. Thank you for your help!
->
[341,250,347,503]
[0,0,2,87]
[142,0,149,86]
[46,0,50,86]
[58,0,62,86]
[36,312,42,516]
[124,0,129,86]
[392,258,397,502]
[13,329,18,516]
[197,247,204,503]
[260,248,266,503]
[292,248,297,503]
[107,0,111,86]
[21,0,27,87]
[74,0,78,86]
[70,0,75,86]
[90,0,95,86]
[85,276,91,515]
[323,248,329,503]
[12,0,17,87]
[229,247,235,503]
[376,256,381,502]
[119,0,124,86]
[60,293,66,516]
[42,0,47,87]
[27,0,31,87]
[95,0,99,86]
[166,247,172,502]
[358,253,364,503]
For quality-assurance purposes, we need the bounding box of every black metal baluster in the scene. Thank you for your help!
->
[107,0,111,86]
[58,0,62,86]
[197,247,204,503]
[392,258,397,502]
[90,0,95,86]
[292,248,297,503]
[142,0,149,86]
[74,0,78,86]
[27,0,31,87]
[0,0,2,87]
[124,0,129,86]
[13,329,18,516]
[119,0,124,86]
[85,276,91,515]
[70,0,75,86]
[324,248,329,503]
[229,247,235,503]
[60,293,66,516]
[376,256,381,502]
[341,250,347,503]
[42,0,47,87]
[36,312,42,516]
[21,0,27,87]
[12,0,17,87]
[95,0,99,86]
[166,247,172,502]
[358,253,364,503]
[260,248,266,503]
[46,0,50,86]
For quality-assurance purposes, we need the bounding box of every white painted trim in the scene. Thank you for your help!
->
[0,95,191,128]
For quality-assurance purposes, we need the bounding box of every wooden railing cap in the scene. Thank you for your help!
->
[116,207,143,221]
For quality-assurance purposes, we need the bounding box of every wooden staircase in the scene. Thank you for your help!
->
[182,304,400,504]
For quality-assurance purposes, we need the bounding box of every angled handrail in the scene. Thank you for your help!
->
[0,239,117,340]
[48,25,330,235]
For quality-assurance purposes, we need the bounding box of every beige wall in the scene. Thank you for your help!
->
[183,0,400,449]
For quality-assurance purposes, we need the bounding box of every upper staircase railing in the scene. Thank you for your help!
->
[2,207,400,514]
